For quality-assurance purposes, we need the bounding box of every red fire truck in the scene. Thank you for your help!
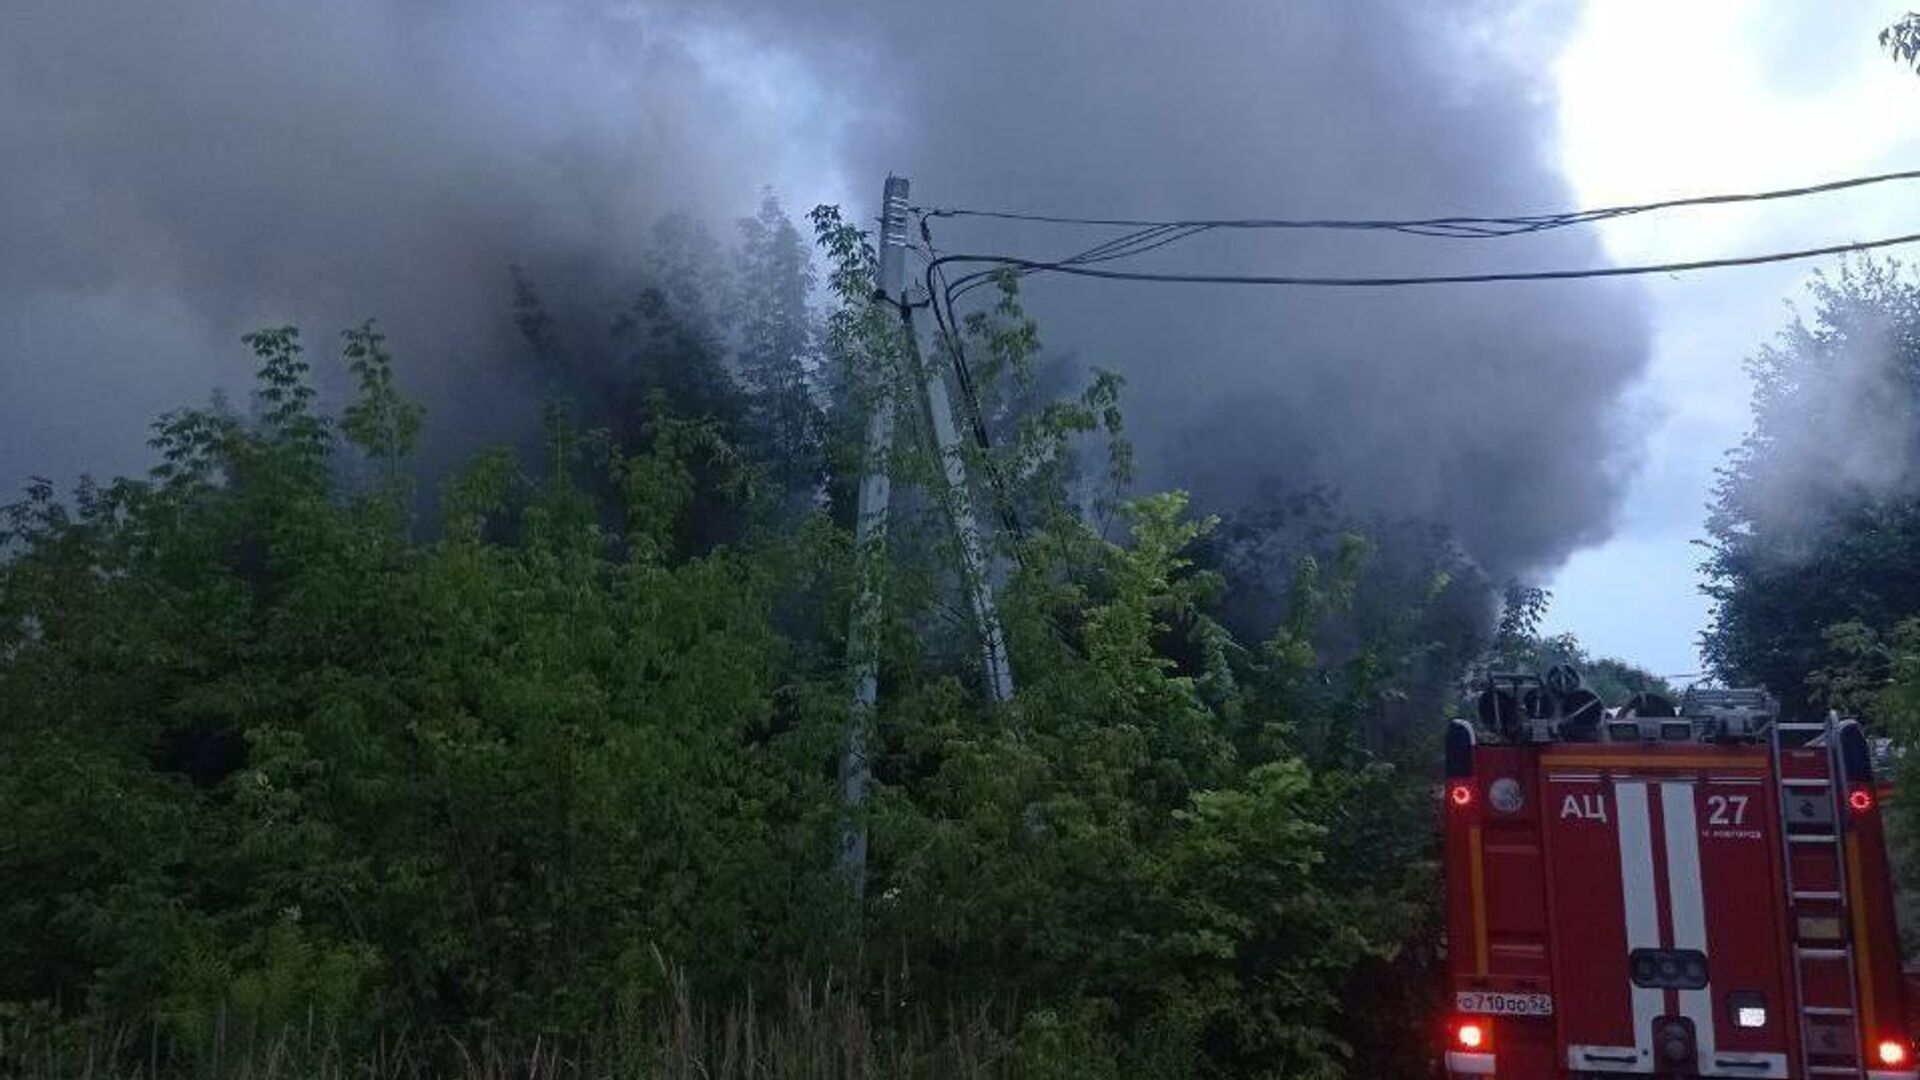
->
[1442,673,1915,1079]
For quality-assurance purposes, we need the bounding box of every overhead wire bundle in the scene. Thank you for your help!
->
[921,165,1920,317]
[905,166,1920,542]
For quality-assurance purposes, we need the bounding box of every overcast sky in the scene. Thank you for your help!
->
[1541,0,1920,681]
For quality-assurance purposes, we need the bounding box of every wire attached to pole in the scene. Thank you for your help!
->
[923,229,1920,290]
[916,166,1920,236]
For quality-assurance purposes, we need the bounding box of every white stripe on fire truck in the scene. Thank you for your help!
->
[1615,781,1661,1071]
[1660,782,1719,1067]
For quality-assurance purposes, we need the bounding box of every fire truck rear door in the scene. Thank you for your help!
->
[1541,758,1790,1077]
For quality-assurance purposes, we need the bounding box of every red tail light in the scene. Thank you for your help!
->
[1849,785,1876,814]
[1448,782,1475,808]
[1453,1018,1490,1051]
[1878,1038,1909,1067]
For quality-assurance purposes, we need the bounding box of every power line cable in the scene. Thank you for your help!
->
[908,241,1025,541]
[924,166,1920,311]
[916,166,1920,235]
[926,166,1920,309]
[919,226,1920,543]
[918,222,1220,542]
[943,223,1216,309]
[923,229,1920,290]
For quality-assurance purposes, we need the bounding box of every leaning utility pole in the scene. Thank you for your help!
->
[905,268,1013,704]
[840,175,1016,903]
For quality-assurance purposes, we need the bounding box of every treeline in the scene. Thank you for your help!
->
[0,195,1619,1078]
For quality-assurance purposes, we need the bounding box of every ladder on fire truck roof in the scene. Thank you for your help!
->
[1772,711,1866,1079]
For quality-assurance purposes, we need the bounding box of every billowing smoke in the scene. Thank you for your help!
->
[0,0,856,481]
[729,0,1652,574]
[0,0,1650,576]
[1723,268,1920,564]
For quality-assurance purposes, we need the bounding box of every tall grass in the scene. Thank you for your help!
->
[0,975,1020,1080]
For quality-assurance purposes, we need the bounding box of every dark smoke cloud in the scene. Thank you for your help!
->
[1,0,854,481]
[1,0,1650,576]
[720,0,1651,574]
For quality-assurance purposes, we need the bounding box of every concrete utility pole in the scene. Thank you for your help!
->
[840,175,1016,903]
[906,282,1013,704]
[839,176,906,902]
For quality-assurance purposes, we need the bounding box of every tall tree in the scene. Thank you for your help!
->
[1702,260,1920,713]
[730,190,825,500]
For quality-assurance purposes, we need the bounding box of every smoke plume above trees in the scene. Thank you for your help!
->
[0,0,1650,575]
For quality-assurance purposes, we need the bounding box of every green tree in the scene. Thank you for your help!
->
[1883,12,1920,72]
[1702,260,1920,713]
[1462,584,1673,705]
[340,320,423,489]
[0,320,848,1043]
[732,190,826,500]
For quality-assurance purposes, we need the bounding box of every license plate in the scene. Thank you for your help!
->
[1455,991,1553,1016]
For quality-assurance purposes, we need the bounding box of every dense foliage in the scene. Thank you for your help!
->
[0,200,1486,1078]
[1702,261,1920,713]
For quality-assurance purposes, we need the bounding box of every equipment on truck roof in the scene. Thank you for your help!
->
[1473,668,1772,746]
